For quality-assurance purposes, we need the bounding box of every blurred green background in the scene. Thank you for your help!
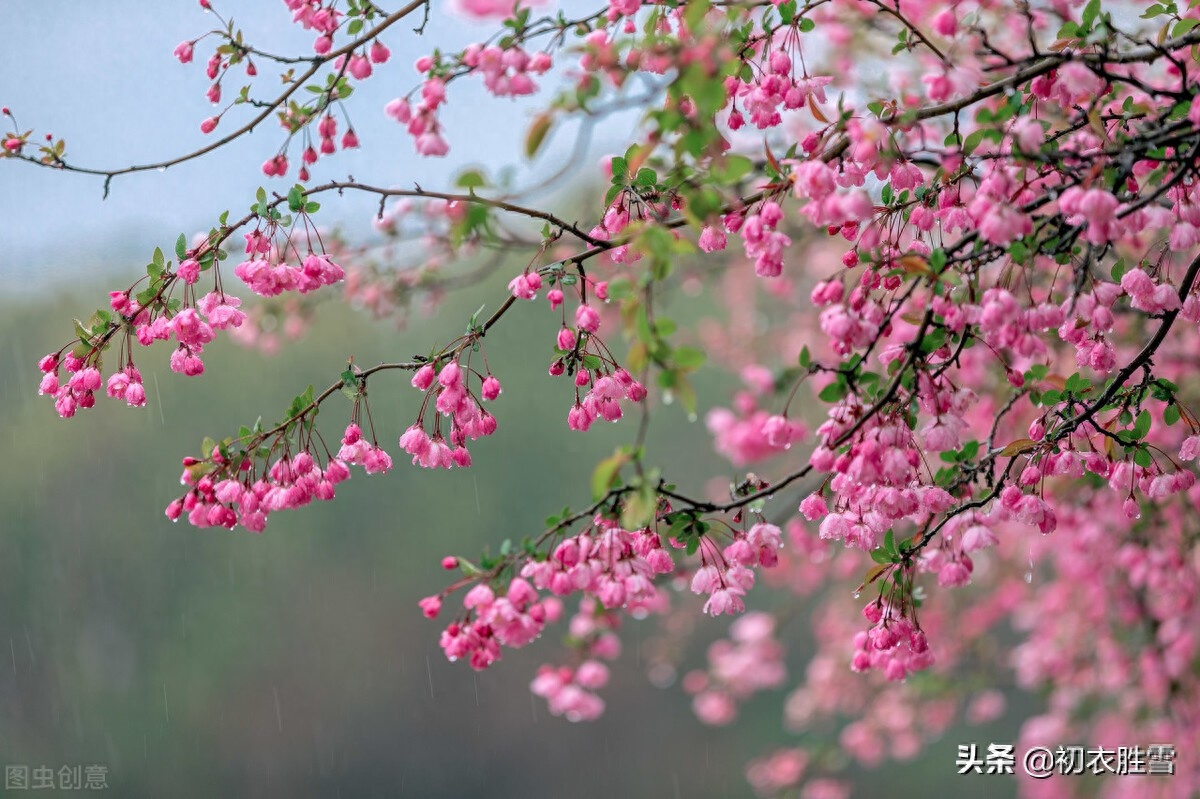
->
[0,265,1018,798]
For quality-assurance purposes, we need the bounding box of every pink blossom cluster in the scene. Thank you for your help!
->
[804,415,954,553]
[281,0,342,53]
[293,113,365,182]
[529,599,624,722]
[449,0,546,20]
[744,750,852,799]
[724,31,833,132]
[462,43,552,98]
[563,365,647,432]
[166,446,352,533]
[588,191,676,266]
[234,228,346,297]
[337,422,393,474]
[684,611,787,726]
[433,577,556,670]
[40,280,247,418]
[520,516,674,609]
[37,354,115,418]
[851,597,933,682]
[385,74,449,157]
[727,201,792,278]
[400,358,500,468]
[707,389,808,467]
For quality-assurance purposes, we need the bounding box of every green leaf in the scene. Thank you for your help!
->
[287,185,304,212]
[1164,404,1181,426]
[591,453,627,500]
[175,233,188,260]
[1131,409,1151,439]
[525,113,554,159]
[621,483,657,530]
[673,346,706,370]
[455,169,487,190]
[634,167,657,187]
[1173,17,1200,36]
[818,381,847,403]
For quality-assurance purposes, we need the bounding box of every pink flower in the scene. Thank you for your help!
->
[177,259,201,284]
[369,40,391,64]
[576,304,601,334]
[700,224,724,251]
[419,595,442,618]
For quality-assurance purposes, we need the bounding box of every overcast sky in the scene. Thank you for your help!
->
[1,1,623,290]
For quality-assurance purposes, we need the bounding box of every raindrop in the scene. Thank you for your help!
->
[663,390,675,405]
[1024,571,1033,584]
[687,412,698,423]
[852,590,862,599]
[157,166,166,173]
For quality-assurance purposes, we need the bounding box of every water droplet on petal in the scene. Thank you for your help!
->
[852,590,862,599]
[1024,571,1033,584]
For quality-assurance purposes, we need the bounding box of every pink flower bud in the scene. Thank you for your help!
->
[369,40,391,64]
[575,304,601,333]
[419,595,442,619]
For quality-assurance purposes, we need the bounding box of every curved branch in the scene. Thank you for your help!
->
[9,0,426,196]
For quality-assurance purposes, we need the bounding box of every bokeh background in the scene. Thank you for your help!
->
[0,3,1020,797]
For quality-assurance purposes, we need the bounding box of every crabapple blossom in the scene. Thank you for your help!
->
[25,0,1200,794]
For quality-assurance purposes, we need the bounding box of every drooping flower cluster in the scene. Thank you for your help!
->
[386,75,449,157]
[234,226,346,297]
[435,577,555,670]
[529,598,623,722]
[684,611,787,725]
[39,254,247,418]
[520,517,675,609]
[851,592,933,682]
[401,357,500,468]
[167,447,350,533]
